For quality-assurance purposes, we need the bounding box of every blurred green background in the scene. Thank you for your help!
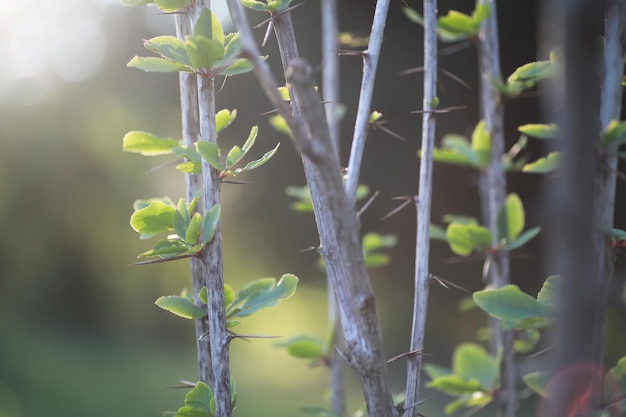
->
[1,1,624,416]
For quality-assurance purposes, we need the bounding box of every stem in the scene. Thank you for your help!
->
[196,2,231,415]
[543,0,603,413]
[344,0,391,204]
[591,0,625,369]
[175,6,212,385]
[404,0,437,415]
[477,1,514,416]
[321,0,344,413]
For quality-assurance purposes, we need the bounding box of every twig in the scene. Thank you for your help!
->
[404,0,437,414]
[344,0,392,204]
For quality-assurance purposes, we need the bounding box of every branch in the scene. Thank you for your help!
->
[175,3,211,386]
[476,1,514,416]
[344,0,391,203]
[404,0,437,415]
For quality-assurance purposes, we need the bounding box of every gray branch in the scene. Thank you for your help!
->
[477,1,515,416]
[344,0,391,204]
[404,0,437,415]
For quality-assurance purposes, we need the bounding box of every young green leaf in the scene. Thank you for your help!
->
[184,381,214,411]
[130,200,176,237]
[154,0,192,12]
[137,238,191,259]
[201,204,221,244]
[430,224,449,241]
[446,223,492,256]
[423,363,452,379]
[194,8,224,46]
[155,296,206,319]
[197,142,225,170]
[144,36,190,66]
[185,37,224,71]
[269,114,292,137]
[471,120,490,166]
[601,119,626,147]
[428,375,484,395]
[453,343,498,389]
[216,109,237,134]
[127,56,188,73]
[185,212,203,244]
[522,152,560,173]
[240,143,280,172]
[218,58,254,76]
[123,131,179,155]
[121,0,153,6]
[518,123,559,139]
[503,226,540,251]
[275,335,324,360]
[536,275,560,308]
[523,371,551,397]
[228,274,298,318]
[473,285,554,330]
[497,193,525,242]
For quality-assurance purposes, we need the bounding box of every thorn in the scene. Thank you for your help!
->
[401,397,433,413]
[167,380,197,389]
[132,253,197,266]
[262,20,273,47]
[386,349,432,364]
[222,179,254,185]
[337,49,366,56]
[381,196,415,220]
[145,159,180,174]
[372,122,407,141]
[301,245,321,252]
[437,40,473,58]
[227,333,282,343]
[357,190,380,217]
[428,274,469,293]
[253,2,306,30]
[526,346,553,359]
[411,105,467,115]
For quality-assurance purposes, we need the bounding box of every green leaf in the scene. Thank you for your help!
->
[506,60,555,95]
[201,204,221,244]
[522,152,560,173]
[269,114,292,137]
[601,119,626,147]
[199,286,208,304]
[138,238,191,258]
[225,146,244,168]
[428,374,484,395]
[240,0,292,11]
[120,0,152,6]
[197,142,224,170]
[453,343,498,389]
[497,193,525,242]
[471,3,491,25]
[130,200,176,237]
[241,125,258,152]
[218,58,254,76]
[175,407,212,417]
[144,36,190,66]
[446,223,492,256]
[523,371,551,397]
[403,7,424,25]
[155,296,206,319]
[240,143,280,172]
[127,56,188,72]
[194,8,224,46]
[518,123,559,139]
[173,208,187,240]
[185,37,224,71]
[185,212,203,244]
[185,381,213,411]
[438,10,477,36]
[213,34,243,69]
[240,0,268,11]
[362,233,397,267]
[503,226,540,251]
[608,356,626,393]
[474,285,554,330]
[430,224,448,241]
[471,120,490,166]
[444,392,493,415]
[442,215,479,225]
[123,131,179,156]
[536,275,560,308]
[216,109,237,134]
[154,0,192,11]
[276,335,324,359]
[441,134,483,167]
[224,284,235,307]
[229,274,299,318]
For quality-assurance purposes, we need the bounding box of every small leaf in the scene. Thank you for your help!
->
[423,363,452,379]
[186,212,203,244]
[276,335,324,359]
[127,56,188,72]
[173,208,187,240]
[197,142,224,170]
[229,274,299,318]
[504,226,540,251]
[201,204,221,244]
[523,371,551,397]
[155,296,206,319]
[269,115,292,137]
[144,35,190,66]
[216,109,237,134]
[241,125,258,152]
[536,275,560,308]
[428,375,484,395]
[240,143,280,172]
[123,131,179,155]
[154,0,192,11]
[240,0,269,11]
[474,285,554,330]
[185,37,224,70]
[453,343,498,389]
[121,0,153,6]
[430,224,448,241]
[138,238,191,258]
[471,120,490,166]
[218,58,254,76]
[522,152,560,173]
[601,119,626,147]
[518,123,559,139]
[497,193,525,242]
[194,8,224,46]
[185,381,213,410]
[130,200,176,237]
[224,284,235,307]
[446,223,492,256]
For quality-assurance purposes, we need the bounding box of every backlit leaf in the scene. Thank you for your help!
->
[144,35,190,66]
[453,343,498,389]
[522,152,560,173]
[155,296,206,319]
[518,123,559,139]
[474,285,554,330]
[130,200,176,237]
[123,131,179,155]
[127,56,187,72]
[446,223,492,256]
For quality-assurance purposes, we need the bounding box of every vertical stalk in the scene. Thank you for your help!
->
[404,0,437,415]
[174,9,212,386]
[321,0,345,413]
[195,2,231,415]
[476,1,514,416]
[344,0,391,204]
[543,0,602,414]
[591,0,625,369]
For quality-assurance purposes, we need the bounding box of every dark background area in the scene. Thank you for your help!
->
[0,1,624,416]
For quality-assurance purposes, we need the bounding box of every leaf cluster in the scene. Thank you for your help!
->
[163,380,237,417]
